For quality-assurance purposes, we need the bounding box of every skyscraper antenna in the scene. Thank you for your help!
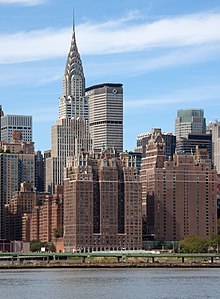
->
[73,8,75,31]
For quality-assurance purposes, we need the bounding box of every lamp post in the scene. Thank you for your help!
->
[171,241,175,253]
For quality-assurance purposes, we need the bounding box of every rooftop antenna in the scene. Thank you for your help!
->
[72,8,75,31]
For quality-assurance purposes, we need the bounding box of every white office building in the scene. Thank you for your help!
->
[207,120,220,173]
[86,83,123,154]
[1,114,32,142]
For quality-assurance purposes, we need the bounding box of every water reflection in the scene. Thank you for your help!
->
[0,268,220,299]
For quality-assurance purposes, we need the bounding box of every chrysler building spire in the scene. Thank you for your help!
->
[46,18,92,194]
[59,19,88,120]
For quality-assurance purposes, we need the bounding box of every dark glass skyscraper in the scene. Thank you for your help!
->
[175,109,206,141]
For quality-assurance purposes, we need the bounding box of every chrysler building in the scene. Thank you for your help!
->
[46,25,91,193]
[59,28,88,120]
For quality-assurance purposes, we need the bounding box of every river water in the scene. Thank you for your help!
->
[0,268,219,299]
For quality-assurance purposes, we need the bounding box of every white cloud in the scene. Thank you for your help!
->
[0,28,70,64]
[0,11,220,68]
[84,43,220,79]
[77,12,220,54]
[0,0,45,5]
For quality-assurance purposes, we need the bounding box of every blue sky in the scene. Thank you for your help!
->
[1,0,220,152]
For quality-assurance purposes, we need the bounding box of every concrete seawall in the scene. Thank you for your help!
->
[1,261,220,269]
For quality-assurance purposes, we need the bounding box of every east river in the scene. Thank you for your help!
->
[0,268,220,298]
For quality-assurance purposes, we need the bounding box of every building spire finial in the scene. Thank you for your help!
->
[72,8,75,32]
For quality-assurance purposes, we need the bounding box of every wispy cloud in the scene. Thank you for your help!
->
[0,28,70,64]
[1,12,220,73]
[84,43,220,80]
[0,63,63,86]
[78,13,220,55]
[0,0,46,5]
[0,38,219,87]
[125,84,220,109]
[31,106,58,122]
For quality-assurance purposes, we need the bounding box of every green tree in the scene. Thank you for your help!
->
[30,240,46,252]
[30,240,56,252]
[179,236,209,253]
[208,234,220,252]
[217,219,220,235]
[53,226,63,238]
[46,243,56,252]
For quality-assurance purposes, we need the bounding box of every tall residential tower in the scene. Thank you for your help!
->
[141,133,217,241]
[0,132,35,238]
[64,150,142,253]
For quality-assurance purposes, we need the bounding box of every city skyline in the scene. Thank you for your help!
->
[1,0,220,151]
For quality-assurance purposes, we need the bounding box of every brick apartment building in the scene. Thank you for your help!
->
[141,133,217,241]
[0,131,35,238]
[63,150,142,253]
[28,186,63,243]
[4,183,63,244]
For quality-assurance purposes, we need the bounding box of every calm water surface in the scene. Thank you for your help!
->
[0,268,220,299]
